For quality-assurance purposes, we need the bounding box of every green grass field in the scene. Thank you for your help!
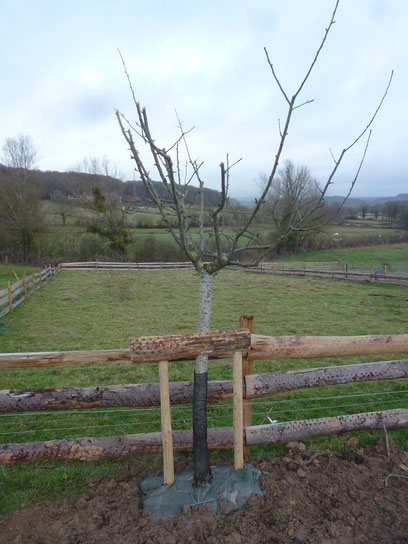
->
[276,243,408,266]
[1,262,408,514]
[0,265,36,288]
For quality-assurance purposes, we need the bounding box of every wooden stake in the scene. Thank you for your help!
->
[159,359,174,485]
[233,351,244,470]
[39,268,43,288]
[32,269,36,293]
[23,272,28,300]
[7,281,12,313]
[95,260,98,270]
[239,314,254,458]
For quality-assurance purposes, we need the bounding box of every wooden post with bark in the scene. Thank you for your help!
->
[239,314,254,457]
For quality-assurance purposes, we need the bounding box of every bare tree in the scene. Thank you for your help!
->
[0,135,44,261]
[3,134,38,170]
[261,160,327,252]
[116,0,392,485]
[51,190,72,226]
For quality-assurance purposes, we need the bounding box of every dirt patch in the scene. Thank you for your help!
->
[1,437,408,544]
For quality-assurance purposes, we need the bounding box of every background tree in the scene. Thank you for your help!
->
[51,189,72,226]
[382,201,401,226]
[0,135,44,261]
[116,0,391,485]
[359,203,369,220]
[87,186,130,256]
[261,160,326,252]
[68,155,131,256]
[370,204,380,220]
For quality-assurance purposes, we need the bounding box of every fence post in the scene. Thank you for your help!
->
[8,281,13,313]
[32,269,36,293]
[239,314,254,458]
[39,268,43,288]
[23,272,28,300]
[159,359,174,485]
[95,260,98,270]
[233,351,244,470]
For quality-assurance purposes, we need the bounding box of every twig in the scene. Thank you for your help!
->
[384,474,408,486]
[304,451,342,465]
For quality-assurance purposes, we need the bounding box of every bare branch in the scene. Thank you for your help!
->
[293,98,315,110]
[264,47,290,105]
[293,0,339,99]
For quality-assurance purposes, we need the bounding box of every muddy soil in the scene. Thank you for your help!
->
[1,437,408,544]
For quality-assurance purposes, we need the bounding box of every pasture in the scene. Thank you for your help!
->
[1,258,408,514]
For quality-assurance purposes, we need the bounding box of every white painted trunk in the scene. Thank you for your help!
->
[195,270,213,373]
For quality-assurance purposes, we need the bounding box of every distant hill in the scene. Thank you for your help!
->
[0,165,225,207]
[323,194,408,207]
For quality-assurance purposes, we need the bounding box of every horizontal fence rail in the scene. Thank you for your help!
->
[61,261,193,271]
[2,333,408,368]
[1,359,407,413]
[0,265,59,319]
[1,409,407,464]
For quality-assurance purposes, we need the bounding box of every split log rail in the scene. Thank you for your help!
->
[1,324,408,481]
[0,265,59,319]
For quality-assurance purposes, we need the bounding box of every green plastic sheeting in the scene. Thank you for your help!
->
[140,464,263,523]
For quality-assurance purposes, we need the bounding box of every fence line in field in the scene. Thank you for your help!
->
[61,260,193,271]
[60,260,408,287]
[253,261,408,286]
[0,265,59,319]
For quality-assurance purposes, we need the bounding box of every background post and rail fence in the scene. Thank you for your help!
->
[0,265,59,319]
[59,260,408,287]
[1,319,408,482]
[252,261,408,287]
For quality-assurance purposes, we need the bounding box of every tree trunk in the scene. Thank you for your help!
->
[193,269,213,485]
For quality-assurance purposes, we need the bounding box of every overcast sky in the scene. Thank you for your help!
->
[0,0,406,198]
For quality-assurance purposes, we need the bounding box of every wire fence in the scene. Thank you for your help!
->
[1,388,407,443]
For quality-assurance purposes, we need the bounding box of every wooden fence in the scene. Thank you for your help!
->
[254,261,408,287]
[60,260,408,287]
[61,261,193,271]
[0,265,59,319]
[1,322,408,484]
